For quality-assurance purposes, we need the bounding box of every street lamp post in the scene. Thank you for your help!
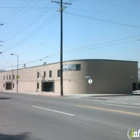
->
[11,53,19,93]
[0,23,4,47]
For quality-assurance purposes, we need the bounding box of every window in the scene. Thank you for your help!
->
[7,75,8,80]
[49,71,52,78]
[13,75,15,80]
[37,72,39,78]
[44,71,46,77]
[3,83,5,88]
[3,76,5,80]
[63,64,81,71]
[9,75,11,80]
[57,70,60,77]
[13,83,14,88]
[37,83,39,89]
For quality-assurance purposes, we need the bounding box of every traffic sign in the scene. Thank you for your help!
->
[88,78,92,84]
[16,75,19,79]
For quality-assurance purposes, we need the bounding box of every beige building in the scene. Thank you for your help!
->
[0,59,138,94]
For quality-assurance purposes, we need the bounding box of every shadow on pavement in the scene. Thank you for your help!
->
[0,97,12,100]
[91,94,140,98]
[90,94,127,98]
[0,133,40,140]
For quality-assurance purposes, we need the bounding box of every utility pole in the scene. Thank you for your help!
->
[52,0,71,96]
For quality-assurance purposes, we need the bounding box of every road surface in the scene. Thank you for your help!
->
[0,92,140,140]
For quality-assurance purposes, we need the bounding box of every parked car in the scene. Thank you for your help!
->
[133,90,140,94]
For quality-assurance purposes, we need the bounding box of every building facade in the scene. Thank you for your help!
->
[0,59,138,94]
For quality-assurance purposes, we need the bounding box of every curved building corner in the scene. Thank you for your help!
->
[0,59,138,94]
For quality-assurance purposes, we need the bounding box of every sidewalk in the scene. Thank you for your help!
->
[2,90,128,98]
[20,91,128,98]
[2,90,140,105]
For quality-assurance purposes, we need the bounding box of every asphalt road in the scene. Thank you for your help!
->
[0,92,140,140]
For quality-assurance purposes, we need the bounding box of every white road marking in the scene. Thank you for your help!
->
[32,105,75,117]
[101,103,140,109]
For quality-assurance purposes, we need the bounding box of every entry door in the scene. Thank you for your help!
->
[138,83,140,90]
[6,83,12,90]
[42,82,54,92]
[132,83,137,91]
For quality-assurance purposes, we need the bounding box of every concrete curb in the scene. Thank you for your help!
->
[1,91,130,98]
[38,94,60,97]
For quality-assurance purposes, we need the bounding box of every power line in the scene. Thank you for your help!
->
[1,3,58,53]
[4,0,43,24]
[64,40,139,54]
[0,54,12,65]
[4,5,54,42]
[68,7,140,18]
[1,12,59,53]
[0,6,56,10]
[64,11,140,28]
[1,0,33,22]
[1,34,140,70]
[2,4,54,42]
[100,0,140,13]
[63,34,140,53]
[1,1,54,42]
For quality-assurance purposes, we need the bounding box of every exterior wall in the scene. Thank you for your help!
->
[138,68,140,81]
[62,60,138,94]
[0,59,138,94]
[83,60,138,93]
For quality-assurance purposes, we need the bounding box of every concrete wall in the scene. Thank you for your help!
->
[85,60,138,93]
[0,59,138,94]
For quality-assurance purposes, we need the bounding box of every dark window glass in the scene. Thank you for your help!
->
[37,83,39,89]
[13,83,14,88]
[63,64,81,71]
[44,71,46,77]
[7,76,8,80]
[57,70,60,77]
[3,76,5,80]
[49,71,52,77]
[13,75,15,80]
[9,75,11,80]
[37,72,39,78]
[3,83,5,87]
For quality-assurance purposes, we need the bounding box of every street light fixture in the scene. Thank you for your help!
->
[11,53,19,93]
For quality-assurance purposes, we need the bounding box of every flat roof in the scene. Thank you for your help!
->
[0,59,138,73]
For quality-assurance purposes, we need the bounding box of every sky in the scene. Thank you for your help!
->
[0,0,140,70]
